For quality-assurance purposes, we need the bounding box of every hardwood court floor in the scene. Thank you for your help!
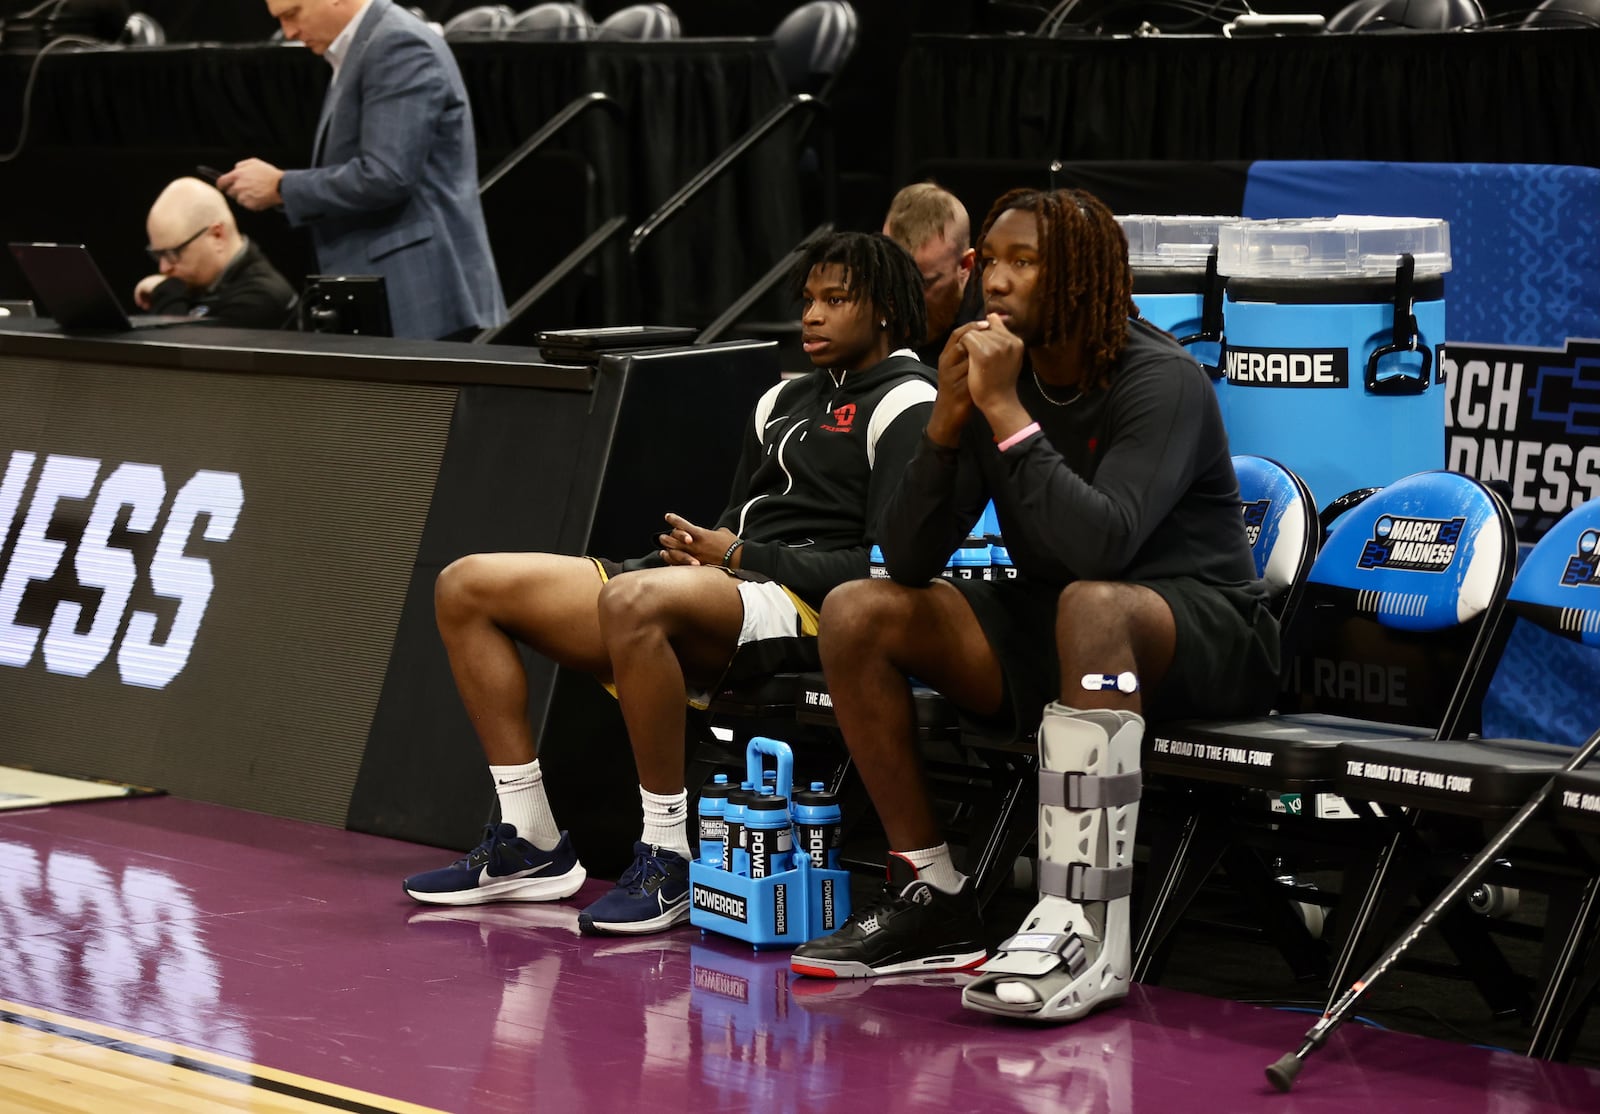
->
[1,796,1598,1113]
[0,999,441,1113]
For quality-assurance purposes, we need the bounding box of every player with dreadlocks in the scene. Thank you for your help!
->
[790,189,1279,1022]
[401,231,936,936]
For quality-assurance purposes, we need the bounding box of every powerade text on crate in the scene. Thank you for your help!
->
[1217,216,1451,510]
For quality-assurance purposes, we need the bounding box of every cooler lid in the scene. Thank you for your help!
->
[1116,215,1234,271]
[1218,216,1452,279]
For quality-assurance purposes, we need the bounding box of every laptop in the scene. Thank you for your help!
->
[536,325,699,365]
[7,242,202,332]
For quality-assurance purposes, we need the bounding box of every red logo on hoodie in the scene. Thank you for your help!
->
[822,403,857,433]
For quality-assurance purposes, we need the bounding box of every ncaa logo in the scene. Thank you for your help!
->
[1562,529,1600,587]
[1241,499,1270,548]
[1359,515,1464,573]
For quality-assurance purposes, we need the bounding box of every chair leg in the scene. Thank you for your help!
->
[968,752,1037,912]
[1220,844,1328,982]
[1133,805,1229,984]
[1325,822,1420,1005]
[1430,901,1530,1019]
[1529,875,1600,1059]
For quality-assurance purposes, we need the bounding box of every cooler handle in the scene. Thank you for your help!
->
[1365,252,1431,396]
[1175,246,1226,380]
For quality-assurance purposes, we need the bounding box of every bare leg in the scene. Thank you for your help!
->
[1054,581,1176,714]
[819,578,1006,851]
[596,566,746,794]
[406,553,608,905]
[433,553,613,765]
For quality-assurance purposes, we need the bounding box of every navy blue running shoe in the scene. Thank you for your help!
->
[403,824,586,905]
[577,843,692,936]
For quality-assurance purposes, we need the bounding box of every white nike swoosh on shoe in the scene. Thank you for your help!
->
[658,889,689,912]
[480,862,553,886]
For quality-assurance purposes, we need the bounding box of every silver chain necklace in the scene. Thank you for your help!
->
[1031,365,1083,407]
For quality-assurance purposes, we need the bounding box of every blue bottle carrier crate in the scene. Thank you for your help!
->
[689,737,852,948]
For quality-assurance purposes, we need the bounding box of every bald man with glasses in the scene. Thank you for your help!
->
[134,177,299,330]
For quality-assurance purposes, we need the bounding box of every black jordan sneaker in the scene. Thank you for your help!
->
[790,853,987,978]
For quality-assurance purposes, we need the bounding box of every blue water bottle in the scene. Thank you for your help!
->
[949,537,990,581]
[721,785,754,874]
[792,782,843,869]
[869,544,888,579]
[697,774,732,865]
[745,793,794,880]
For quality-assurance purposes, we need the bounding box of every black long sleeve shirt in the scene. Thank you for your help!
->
[882,319,1263,597]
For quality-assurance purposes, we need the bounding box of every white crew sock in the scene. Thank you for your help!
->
[900,843,966,894]
[640,786,692,858]
[489,758,561,850]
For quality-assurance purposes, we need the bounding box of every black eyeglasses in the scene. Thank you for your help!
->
[145,225,211,265]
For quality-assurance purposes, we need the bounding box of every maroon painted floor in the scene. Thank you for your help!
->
[1,796,1597,1113]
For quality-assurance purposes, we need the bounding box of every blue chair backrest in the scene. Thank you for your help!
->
[1506,498,1600,647]
[1280,471,1517,734]
[1234,455,1319,624]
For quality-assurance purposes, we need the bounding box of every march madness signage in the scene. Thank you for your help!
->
[1441,339,1600,544]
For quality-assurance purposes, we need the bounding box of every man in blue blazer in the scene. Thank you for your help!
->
[220,0,507,341]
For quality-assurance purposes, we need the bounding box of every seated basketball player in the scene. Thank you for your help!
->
[788,189,1281,1024]
[402,232,937,936]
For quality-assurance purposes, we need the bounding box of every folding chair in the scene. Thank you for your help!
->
[1134,455,1320,975]
[1134,470,1517,985]
[1544,764,1600,1057]
[1330,497,1600,1037]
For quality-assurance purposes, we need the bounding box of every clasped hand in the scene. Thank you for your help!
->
[927,314,1026,445]
[657,512,739,567]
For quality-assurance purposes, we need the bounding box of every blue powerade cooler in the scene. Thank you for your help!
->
[1117,214,1233,418]
[1217,216,1452,510]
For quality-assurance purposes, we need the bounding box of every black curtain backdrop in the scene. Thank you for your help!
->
[0,38,800,326]
[896,30,1600,176]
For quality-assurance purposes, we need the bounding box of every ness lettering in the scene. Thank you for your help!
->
[0,451,243,689]
[1359,515,1464,572]
[1224,347,1348,389]
[1442,341,1600,542]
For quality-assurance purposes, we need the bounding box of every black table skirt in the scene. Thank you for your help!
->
[896,30,1600,174]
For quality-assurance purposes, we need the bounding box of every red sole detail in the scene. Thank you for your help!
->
[790,962,842,979]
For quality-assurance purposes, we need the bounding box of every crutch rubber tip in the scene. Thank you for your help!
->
[1265,1054,1303,1093]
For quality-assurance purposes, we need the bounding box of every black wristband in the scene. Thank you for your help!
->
[722,539,745,568]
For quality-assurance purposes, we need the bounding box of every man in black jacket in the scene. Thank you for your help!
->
[401,232,939,937]
[134,177,298,329]
[789,189,1279,1024]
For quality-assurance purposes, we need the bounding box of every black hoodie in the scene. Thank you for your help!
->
[624,350,936,608]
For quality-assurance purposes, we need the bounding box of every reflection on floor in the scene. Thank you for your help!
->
[0,797,1596,1113]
